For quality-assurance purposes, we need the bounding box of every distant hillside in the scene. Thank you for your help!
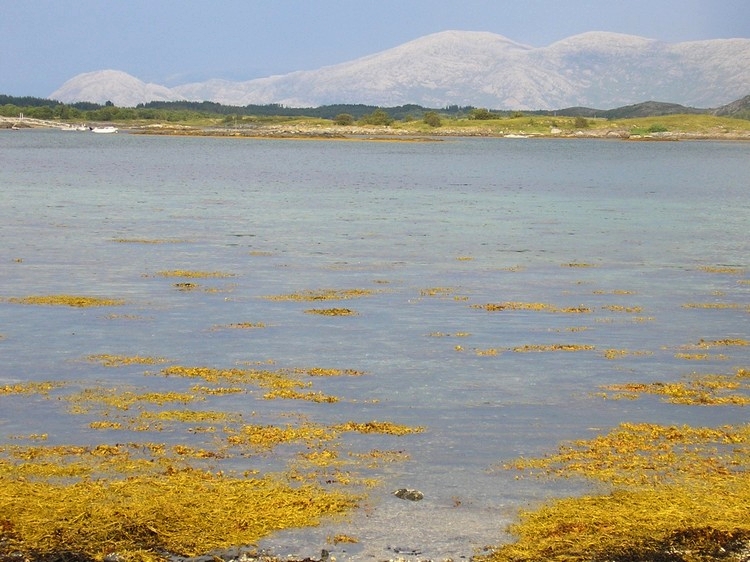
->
[712,94,750,119]
[49,30,750,110]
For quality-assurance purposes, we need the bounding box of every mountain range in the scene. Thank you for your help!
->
[50,30,750,110]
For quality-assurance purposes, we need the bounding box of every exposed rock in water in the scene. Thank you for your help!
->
[393,488,424,501]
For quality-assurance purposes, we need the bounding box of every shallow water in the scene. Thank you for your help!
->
[1,130,749,560]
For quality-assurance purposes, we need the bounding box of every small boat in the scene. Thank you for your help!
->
[90,126,118,134]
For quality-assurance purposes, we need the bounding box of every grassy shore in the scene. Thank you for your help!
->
[130,113,750,140]
[4,113,750,140]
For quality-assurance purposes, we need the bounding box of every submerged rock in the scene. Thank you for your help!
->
[393,488,424,501]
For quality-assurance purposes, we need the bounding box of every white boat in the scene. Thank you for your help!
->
[90,126,118,134]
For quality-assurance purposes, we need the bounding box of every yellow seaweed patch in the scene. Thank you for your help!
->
[420,287,458,297]
[699,265,745,275]
[593,289,636,295]
[138,410,241,424]
[156,270,235,278]
[683,338,749,349]
[162,365,310,397]
[475,348,500,356]
[474,302,591,313]
[602,349,653,360]
[8,434,48,441]
[349,449,411,468]
[601,305,643,313]
[674,352,729,361]
[104,313,147,320]
[212,322,266,329]
[162,365,362,402]
[303,367,366,377]
[334,421,425,435]
[263,389,339,402]
[7,295,125,307]
[304,308,358,316]
[682,302,743,309]
[89,421,123,430]
[0,465,356,562]
[298,449,341,467]
[226,420,423,449]
[190,385,245,395]
[0,345,420,562]
[264,288,375,301]
[600,368,750,405]
[513,344,595,353]
[86,354,169,367]
[226,423,337,449]
[0,381,64,395]
[66,387,200,414]
[504,422,750,486]
[330,534,359,544]
[479,476,750,562]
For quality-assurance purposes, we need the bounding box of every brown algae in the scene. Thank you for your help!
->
[6,295,125,307]
[479,476,750,562]
[486,421,750,562]
[600,368,750,405]
[0,381,64,395]
[86,354,169,367]
[211,322,267,329]
[155,270,236,278]
[512,344,595,353]
[0,455,356,561]
[304,308,358,316]
[0,352,421,562]
[504,422,749,486]
[264,288,375,301]
[473,301,591,313]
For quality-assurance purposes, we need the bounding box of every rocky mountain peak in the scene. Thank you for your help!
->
[49,31,750,110]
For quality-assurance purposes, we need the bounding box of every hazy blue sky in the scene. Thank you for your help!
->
[2,0,748,97]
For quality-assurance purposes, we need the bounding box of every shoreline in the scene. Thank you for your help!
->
[129,123,750,141]
[3,115,750,141]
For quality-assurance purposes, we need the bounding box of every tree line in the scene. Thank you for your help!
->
[0,94,523,123]
[8,93,741,123]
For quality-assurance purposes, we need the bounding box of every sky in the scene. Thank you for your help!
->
[1,0,749,98]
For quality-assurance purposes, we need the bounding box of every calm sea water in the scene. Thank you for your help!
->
[1,130,749,560]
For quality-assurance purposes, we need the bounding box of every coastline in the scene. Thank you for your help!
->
[129,122,750,141]
[3,115,750,141]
